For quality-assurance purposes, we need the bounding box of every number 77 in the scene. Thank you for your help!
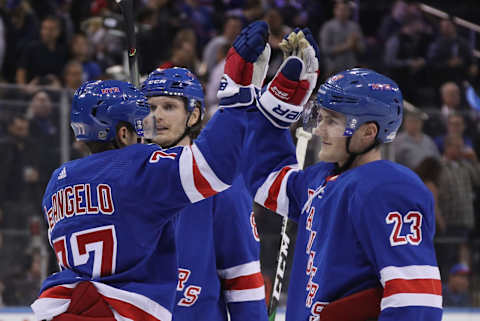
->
[53,225,117,278]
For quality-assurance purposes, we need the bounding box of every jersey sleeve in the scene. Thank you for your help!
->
[242,111,310,221]
[351,182,443,321]
[138,108,251,217]
[213,177,268,321]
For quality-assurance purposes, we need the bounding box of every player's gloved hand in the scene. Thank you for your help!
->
[257,56,310,128]
[217,21,271,107]
[279,28,319,104]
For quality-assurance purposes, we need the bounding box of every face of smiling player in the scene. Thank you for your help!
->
[314,108,349,165]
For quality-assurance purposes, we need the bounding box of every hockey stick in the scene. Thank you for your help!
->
[268,127,312,320]
[115,0,140,88]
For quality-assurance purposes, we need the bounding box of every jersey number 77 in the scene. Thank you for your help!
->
[52,225,117,278]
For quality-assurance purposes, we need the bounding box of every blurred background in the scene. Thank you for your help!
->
[0,0,479,318]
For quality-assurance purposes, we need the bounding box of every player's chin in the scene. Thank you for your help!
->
[152,135,172,147]
[317,150,343,163]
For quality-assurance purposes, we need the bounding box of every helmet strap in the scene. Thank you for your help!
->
[334,137,380,174]
[161,111,196,149]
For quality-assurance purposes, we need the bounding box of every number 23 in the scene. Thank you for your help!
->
[386,211,422,246]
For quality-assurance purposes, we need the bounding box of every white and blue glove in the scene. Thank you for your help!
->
[257,28,320,128]
[217,21,271,108]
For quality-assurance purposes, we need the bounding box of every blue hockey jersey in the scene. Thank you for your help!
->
[173,175,268,321]
[31,108,265,321]
[245,114,443,321]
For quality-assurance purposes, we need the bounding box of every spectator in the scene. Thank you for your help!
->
[393,101,440,169]
[424,81,476,138]
[414,157,446,233]
[384,17,430,103]
[201,15,242,76]
[26,91,60,190]
[16,15,68,86]
[428,18,476,87]
[0,115,41,229]
[180,0,216,49]
[437,135,480,274]
[69,33,102,81]
[434,113,474,154]
[205,43,229,117]
[0,13,5,76]
[2,0,39,82]
[81,16,123,70]
[158,30,198,72]
[443,263,473,307]
[137,2,183,75]
[63,60,84,91]
[264,7,292,82]
[319,0,365,76]
[438,134,479,237]
[3,251,43,306]
[377,0,408,45]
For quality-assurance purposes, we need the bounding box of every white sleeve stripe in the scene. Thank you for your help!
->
[224,286,266,303]
[191,144,230,192]
[380,265,441,286]
[179,145,204,203]
[254,165,297,217]
[217,261,261,279]
[31,298,71,320]
[381,293,442,310]
[276,167,297,216]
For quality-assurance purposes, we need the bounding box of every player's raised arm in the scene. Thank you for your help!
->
[239,28,321,221]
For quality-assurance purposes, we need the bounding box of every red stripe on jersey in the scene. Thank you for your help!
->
[264,166,291,212]
[192,152,216,198]
[103,296,162,321]
[224,47,253,86]
[39,285,74,299]
[383,278,442,298]
[222,272,265,291]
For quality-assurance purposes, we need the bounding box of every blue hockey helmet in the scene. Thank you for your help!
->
[314,68,403,143]
[141,67,205,119]
[71,80,150,142]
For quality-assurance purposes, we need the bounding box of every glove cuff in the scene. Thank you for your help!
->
[218,74,256,108]
[257,89,303,128]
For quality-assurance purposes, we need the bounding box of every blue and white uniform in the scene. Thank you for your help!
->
[173,176,267,321]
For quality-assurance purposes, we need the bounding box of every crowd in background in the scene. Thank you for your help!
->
[0,0,479,308]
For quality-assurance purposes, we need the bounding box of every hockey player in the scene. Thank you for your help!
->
[240,39,443,319]
[141,67,268,321]
[30,21,306,321]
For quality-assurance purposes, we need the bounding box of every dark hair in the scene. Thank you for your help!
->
[414,157,442,184]
[188,100,203,140]
[84,121,136,154]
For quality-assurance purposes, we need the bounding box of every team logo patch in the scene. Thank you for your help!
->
[329,74,344,82]
[101,87,121,94]
[368,83,399,91]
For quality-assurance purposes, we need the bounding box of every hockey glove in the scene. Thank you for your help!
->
[218,21,271,108]
[257,56,313,128]
[279,27,319,104]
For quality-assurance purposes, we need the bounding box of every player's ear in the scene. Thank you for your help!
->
[116,125,134,148]
[362,122,378,143]
[187,106,201,128]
